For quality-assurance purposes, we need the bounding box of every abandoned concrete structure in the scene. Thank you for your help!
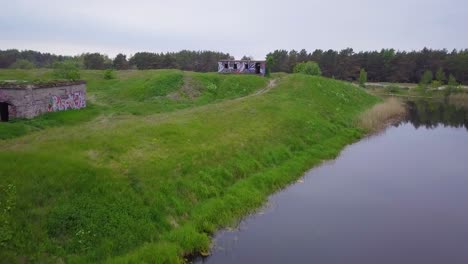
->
[0,81,86,121]
[218,60,266,76]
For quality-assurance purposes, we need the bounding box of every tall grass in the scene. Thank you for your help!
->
[359,97,407,133]
[448,93,468,108]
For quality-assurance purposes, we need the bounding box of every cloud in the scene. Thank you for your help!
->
[1,0,467,59]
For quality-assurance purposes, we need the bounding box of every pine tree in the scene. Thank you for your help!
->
[447,74,458,88]
[435,67,446,84]
[419,70,433,88]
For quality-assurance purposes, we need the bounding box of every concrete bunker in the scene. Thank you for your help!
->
[0,102,9,122]
[218,60,266,76]
[0,80,87,121]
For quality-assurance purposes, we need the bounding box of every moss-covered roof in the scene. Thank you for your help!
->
[0,80,86,89]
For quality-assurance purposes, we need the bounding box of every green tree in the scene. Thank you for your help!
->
[9,59,34,69]
[83,53,105,69]
[265,50,289,72]
[112,54,129,70]
[293,61,322,76]
[288,50,298,73]
[265,55,273,77]
[435,67,446,84]
[447,74,458,87]
[297,49,309,63]
[419,70,433,88]
[52,60,81,80]
[359,68,368,87]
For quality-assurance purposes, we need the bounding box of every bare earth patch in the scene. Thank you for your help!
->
[167,74,202,100]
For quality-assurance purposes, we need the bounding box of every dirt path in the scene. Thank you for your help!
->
[168,76,279,102]
[253,78,278,96]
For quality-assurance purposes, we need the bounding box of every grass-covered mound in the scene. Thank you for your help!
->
[0,70,267,139]
[0,70,378,263]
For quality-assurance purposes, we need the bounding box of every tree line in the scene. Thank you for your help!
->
[0,49,232,72]
[1,48,467,84]
[266,48,468,84]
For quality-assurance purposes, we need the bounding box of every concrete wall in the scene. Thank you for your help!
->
[0,83,86,119]
[218,60,266,76]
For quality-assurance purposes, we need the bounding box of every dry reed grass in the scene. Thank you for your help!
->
[448,93,468,108]
[359,97,407,133]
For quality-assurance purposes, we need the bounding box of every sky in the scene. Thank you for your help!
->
[1,0,467,59]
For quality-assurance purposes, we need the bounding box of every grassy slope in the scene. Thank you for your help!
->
[0,70,378,263]
[0,70,267,139]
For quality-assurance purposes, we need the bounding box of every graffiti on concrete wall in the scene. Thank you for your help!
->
[48,91,86,112]
[218,61,266,75]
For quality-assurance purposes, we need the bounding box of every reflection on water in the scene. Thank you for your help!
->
[405,100,468,129]
[195,101,468,264]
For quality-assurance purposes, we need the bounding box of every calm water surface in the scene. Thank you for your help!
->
[195,102,468,264]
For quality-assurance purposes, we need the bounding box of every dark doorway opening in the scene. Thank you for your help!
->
[233,63,238,70]
[0,102,9,122]
[224,63,228,69]
[245,63,249,70]
[255,63,261,74]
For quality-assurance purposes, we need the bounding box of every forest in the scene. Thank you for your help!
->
[1,48,467,84]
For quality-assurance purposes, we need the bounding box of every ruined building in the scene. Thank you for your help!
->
[218,60,266,76]
[0,81,86,121]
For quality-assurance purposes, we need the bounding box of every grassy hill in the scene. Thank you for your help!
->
[0,70,378,263]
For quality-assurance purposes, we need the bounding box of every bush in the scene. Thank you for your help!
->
[419,70,433,89]
[431,80,442,89]
[9,59,34,69]
[359,68,367,87]
[293,61,321,76]
[435,67,446,84]
[448,74,458,88]
[385,84,399,93]
[53,60,81,80]
[103,69,115,80]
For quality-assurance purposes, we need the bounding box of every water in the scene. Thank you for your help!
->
[195,101,468,264]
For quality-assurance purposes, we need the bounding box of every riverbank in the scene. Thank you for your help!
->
[0,71,379,263]
[194,99,468,264]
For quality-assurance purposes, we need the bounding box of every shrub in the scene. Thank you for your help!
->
[103,69,115,80]
[9,59,34,69]
[293,61,321,76]
[53,60,81,80]
[419,70,433,89]
[431,80,442,89]
[447,74,458,88]
[385,84,399,93]
[435,67,446,84]
[359,68,367,87]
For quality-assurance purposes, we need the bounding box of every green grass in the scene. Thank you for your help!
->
[0,70,267,139]
[0,70,378,263]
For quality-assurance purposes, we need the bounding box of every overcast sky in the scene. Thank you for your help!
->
[1,0,467,59]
